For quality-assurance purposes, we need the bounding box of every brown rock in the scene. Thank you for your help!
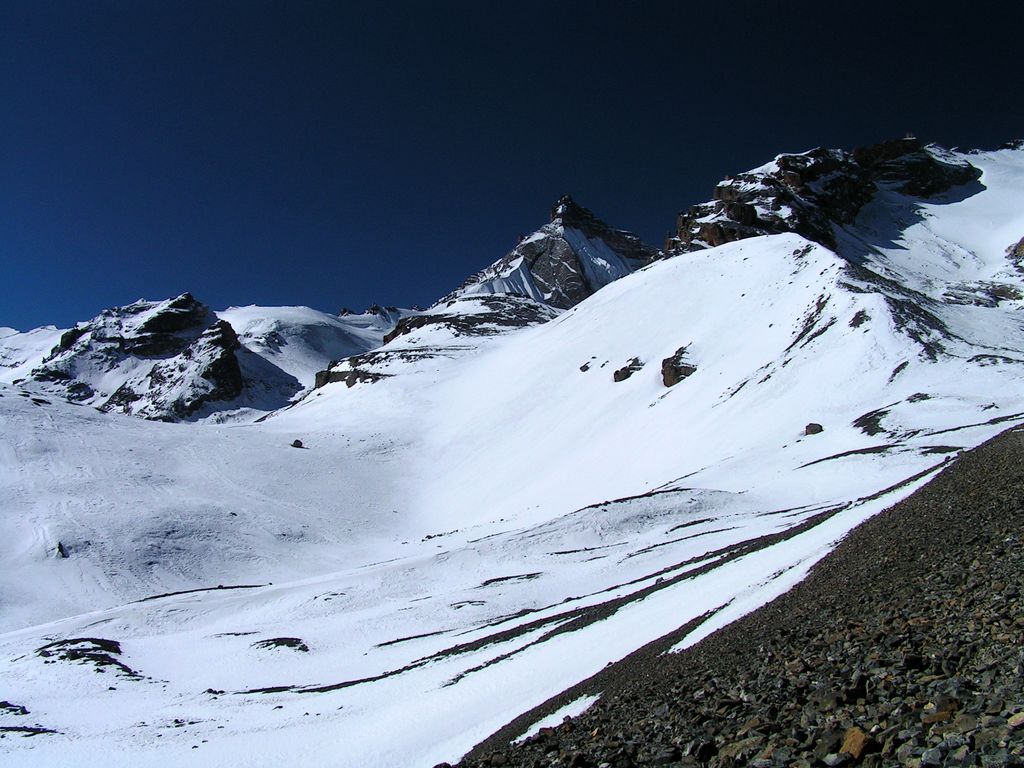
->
[840,726,869,760]
[662,346,697,387]
[805,422,824,435]
[718,736,763,761]
[613,358,643,382]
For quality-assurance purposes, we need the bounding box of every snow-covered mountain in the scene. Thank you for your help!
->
[1,296,402,421]
[443,195,656,308]
[311,196,650,392]
[0,195,648,423]
[1,139,1023,768]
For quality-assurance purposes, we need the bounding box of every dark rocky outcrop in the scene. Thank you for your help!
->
[662,346,697,387]
[851,139,980,198]
[384,295,556,346]
[315,364,391,389]
[0,701,29,717]
[313,367,335,390]
[613,357,644,382]
[36,637,139,677]
[804,422,824,435]
[252,637,309,653]
[50,326,87,358]
[136,292,209,333]
[101,317,243,420]
[314,296,558,390]
[668,139,982,254]
[1008,236,1024,274]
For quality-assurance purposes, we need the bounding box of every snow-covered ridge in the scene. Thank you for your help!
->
[668,137,981,252]
[310,294,559,392]
[0,196,652,421]
[0,325,63,386]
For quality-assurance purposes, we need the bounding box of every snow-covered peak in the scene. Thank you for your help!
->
[549,194,597,229]
[15,292,245,420]
[5,295,407,421]
[444,197,656,309]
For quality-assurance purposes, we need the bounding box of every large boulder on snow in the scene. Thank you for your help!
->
[662,346,697,387]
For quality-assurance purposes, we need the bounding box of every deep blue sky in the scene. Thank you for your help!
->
[3,1,1022,330]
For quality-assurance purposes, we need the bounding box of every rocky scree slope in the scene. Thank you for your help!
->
[454,425,1024,768]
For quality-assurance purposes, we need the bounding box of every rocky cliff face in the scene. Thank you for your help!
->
[445,196,656,309]
[667,138,981,253]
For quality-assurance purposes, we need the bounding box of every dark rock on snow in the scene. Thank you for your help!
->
[613,358,644,382]
[662,346,697,387]
[36,637,139,677]
[252,637,309,653]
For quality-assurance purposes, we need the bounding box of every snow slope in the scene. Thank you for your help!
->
[1,144,1023,767]
[0,325,63,385]
[218,304,399,390]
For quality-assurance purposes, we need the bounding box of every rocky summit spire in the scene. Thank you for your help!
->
[550,195,597,227]
[444,196,657,310]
